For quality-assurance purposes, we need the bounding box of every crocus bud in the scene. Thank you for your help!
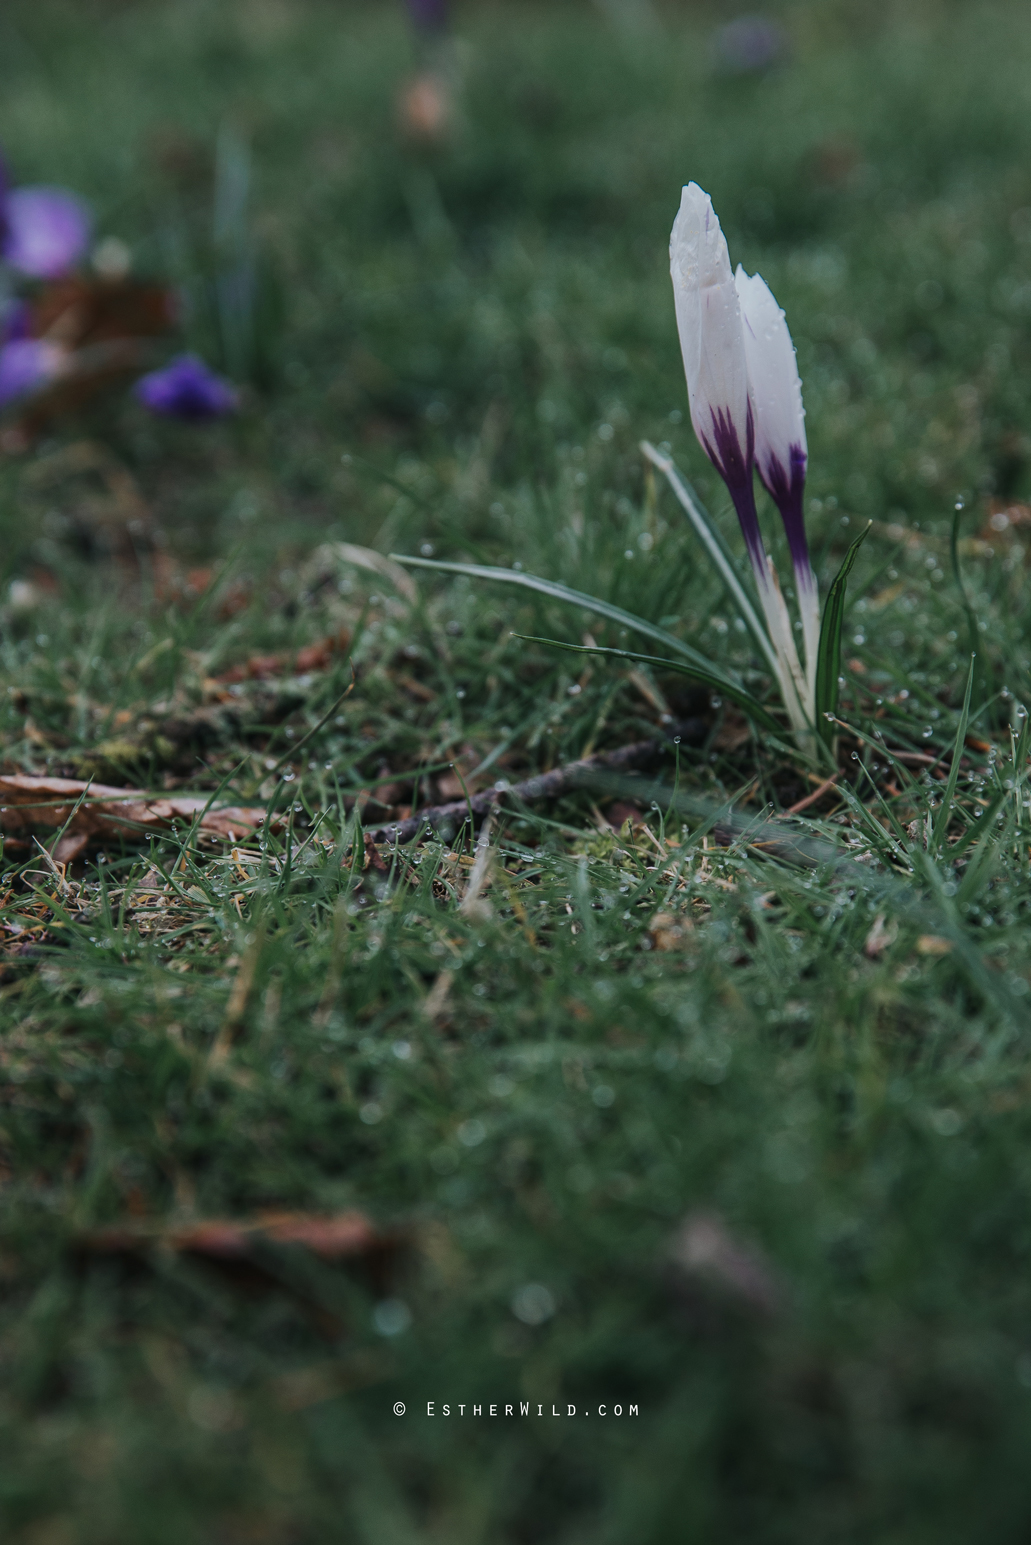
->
[670,190,751,489]
[734,268,806,520]
[735,266,818,686]
[670,183,810,732]
[670,184,772,583]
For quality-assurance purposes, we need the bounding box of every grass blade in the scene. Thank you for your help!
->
[947,785,1008,863]
[512,633,784,735]
[814,522,871,747]
[393,554,746,679]
[951,504,984,707]
[930,656,975,855]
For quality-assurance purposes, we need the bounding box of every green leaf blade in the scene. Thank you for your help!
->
[930,656,975,856]
[814,523,872,747]
[392,554,743,678]
[512,633,784,735]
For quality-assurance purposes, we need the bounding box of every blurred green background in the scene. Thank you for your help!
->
[5,0,1031,570]
[5,4,1031,1543]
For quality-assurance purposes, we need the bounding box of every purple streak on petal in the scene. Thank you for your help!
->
[758,442,813,588]
[2,187,92,279]
[406,0,448,33]
[0,338,59,407]
[701,401,753,490]
[134,354,239,420]
[700,399,768,584]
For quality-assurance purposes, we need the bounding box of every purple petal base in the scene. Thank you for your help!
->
[758,443,813,589]
[135,355,239,421]
[701,402,769,584]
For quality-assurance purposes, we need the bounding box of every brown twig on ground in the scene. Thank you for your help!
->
[365,718,708,846]
[783,773,842,815]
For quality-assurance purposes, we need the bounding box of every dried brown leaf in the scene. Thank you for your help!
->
[0,775,271,853]
[214,629,351,685]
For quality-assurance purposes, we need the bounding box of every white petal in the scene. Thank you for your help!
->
[670,185,751,466]
[735,266,806,485]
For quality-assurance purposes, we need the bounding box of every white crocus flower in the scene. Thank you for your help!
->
[670,183,809,736]
[735,266,819,700]
[670,183,754,509]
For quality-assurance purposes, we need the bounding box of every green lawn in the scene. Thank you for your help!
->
[4,1,1031,1540]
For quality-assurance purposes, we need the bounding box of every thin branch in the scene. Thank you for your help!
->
[365,717,708,846]
[782,773,841,815]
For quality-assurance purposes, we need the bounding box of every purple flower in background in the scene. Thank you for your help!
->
[2,187,92,279]
[0,338,64,407]
[0,155,9,247]
[0,241,64,408]
[1,298,30,345]
[711,16,788,75]
[135,354,239,420]
[406,0,448,33]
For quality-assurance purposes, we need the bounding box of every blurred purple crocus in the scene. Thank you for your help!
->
[135,354,239,420]
[2,187,92,280]
[406,0,448,33]
[1,297,30,345]
[711,16,788,75]
[0,283,60,407]
[0,338,64,407]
